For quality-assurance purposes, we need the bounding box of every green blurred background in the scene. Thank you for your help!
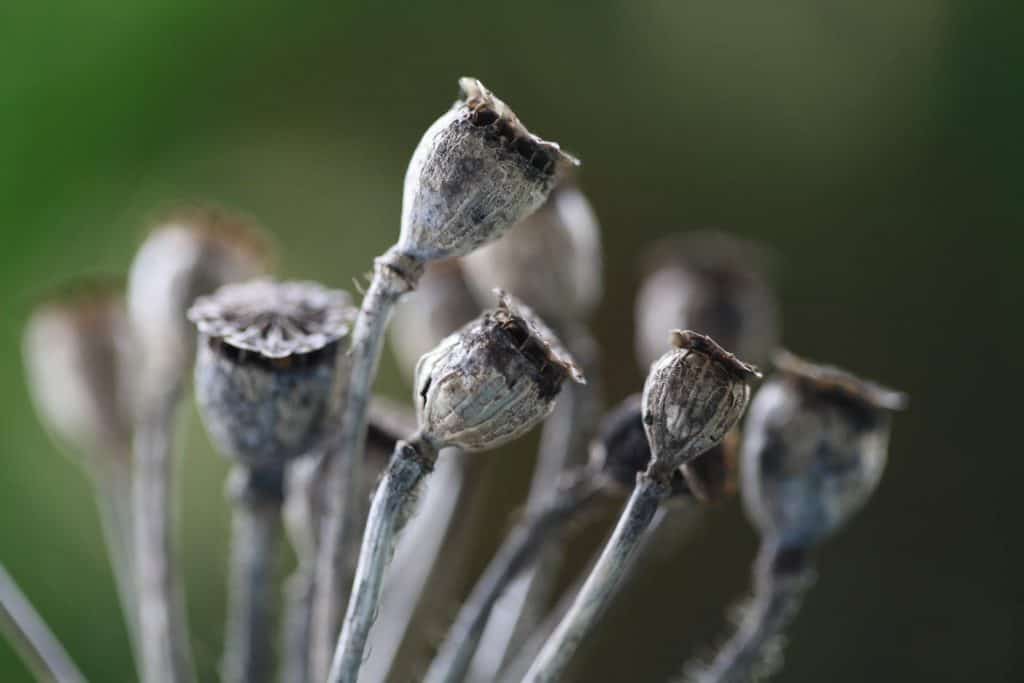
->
[2,1,1020,681]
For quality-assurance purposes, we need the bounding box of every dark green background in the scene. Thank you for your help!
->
[2,2,1020,681]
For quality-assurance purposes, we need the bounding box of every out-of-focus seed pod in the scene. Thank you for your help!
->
[461,182,602,326]
[398,78,579,263]
[414,290,584,451]
[587,395,689,497]
[189,279,356,470]
[642,330,760,476]
[23,280,135,461]
[128,207,271,390]
[741,350,907,548]
[389,260,479,379]
[635,231,780,370]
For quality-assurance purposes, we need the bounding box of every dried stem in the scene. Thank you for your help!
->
[133,389,195,683]
[0,563,86,683]
[524,472,669,682]
[312,248,422,680]
[688,543,815,683]
[326,436,438,683]
[221,466,283,683]
[425,473,603,683]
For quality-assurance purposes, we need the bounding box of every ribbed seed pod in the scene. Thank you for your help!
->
[398,78,579,262]
[642,330,760,476]
[741,350,907,548]
[414,290,585,451]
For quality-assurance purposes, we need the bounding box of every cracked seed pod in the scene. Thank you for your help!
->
[635,231,780,370]
[22,279,135,462]
[741,350,907,548]
[389,259,480,378]
[398,78,579,262]
[189,279,357,470]
[461,181,603,325]
[414,290,584,451]
[642,330,760,474]
[587,395,689,497]
[128,207,271,389]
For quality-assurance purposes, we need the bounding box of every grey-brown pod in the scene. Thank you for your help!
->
[414,290,585,452]
[635,231,780,370]
[642,330,760,475]
[128,207,271,387]
[587,395,689,498]
[741,350,907,548]
[23,279,135,461]
[398,78,579,262]
[461,181,602,326]
[189,279,357,470]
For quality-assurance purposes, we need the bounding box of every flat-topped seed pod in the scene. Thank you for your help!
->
[189,279,357,468]
[414,290,584,452]
[398,77,579,262]
[741,350,907,548]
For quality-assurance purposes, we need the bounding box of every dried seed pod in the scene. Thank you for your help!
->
[461,181,603,325]
[587,395,689,497]
[635,231,780,370]
[189,279,356,469]
[389,259,480,378]
[128,207,271,388]
[642,330,760,476]
[741,350,907,548]
[414,290,584,451]
[22,279,135,460]
[398,78,579,262]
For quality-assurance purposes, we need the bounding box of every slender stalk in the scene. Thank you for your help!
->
[0,563,86,683]
[359,449,467,683]
[326,437,438,683]
[689,544,815,683]
[524,472,669,683]
[425,473,603,683]
[222,466,283,683]
[133,388,195,683]
[92,459,143,673]
[312,249,422,681]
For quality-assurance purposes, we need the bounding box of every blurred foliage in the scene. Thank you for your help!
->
[1,1,1021,681]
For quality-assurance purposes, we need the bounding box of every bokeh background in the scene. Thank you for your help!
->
[2,1,1021,681]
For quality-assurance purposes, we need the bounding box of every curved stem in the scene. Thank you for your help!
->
[524,472,668,683]
[326,437,438,683]
[0,562,86,683]
[221,466,283,683]
[425,474,603,683]
[312,248,421,681]
[689,543,815,683]
[133,390,195,683]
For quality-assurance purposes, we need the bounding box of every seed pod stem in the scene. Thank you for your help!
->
[688,543,815,683]
[133,389,196,683]
[524,472,671,682]
[222,465,284,683]
[326,436,439,683]
[425,473,604,683]
[312,248,423,680]
[0,563,86,683]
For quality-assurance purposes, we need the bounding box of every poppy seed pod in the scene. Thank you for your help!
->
[642,330,760,476]
[414,290,584,451]
[189,279,357,470]
[389,259,480,378]
[128,207,271,388]
[588,395,690,497]
[23,280,135,460]
[461,181,603,325]
[741,350,907,548]
[398,78,579,262]
[635,231,780,370]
